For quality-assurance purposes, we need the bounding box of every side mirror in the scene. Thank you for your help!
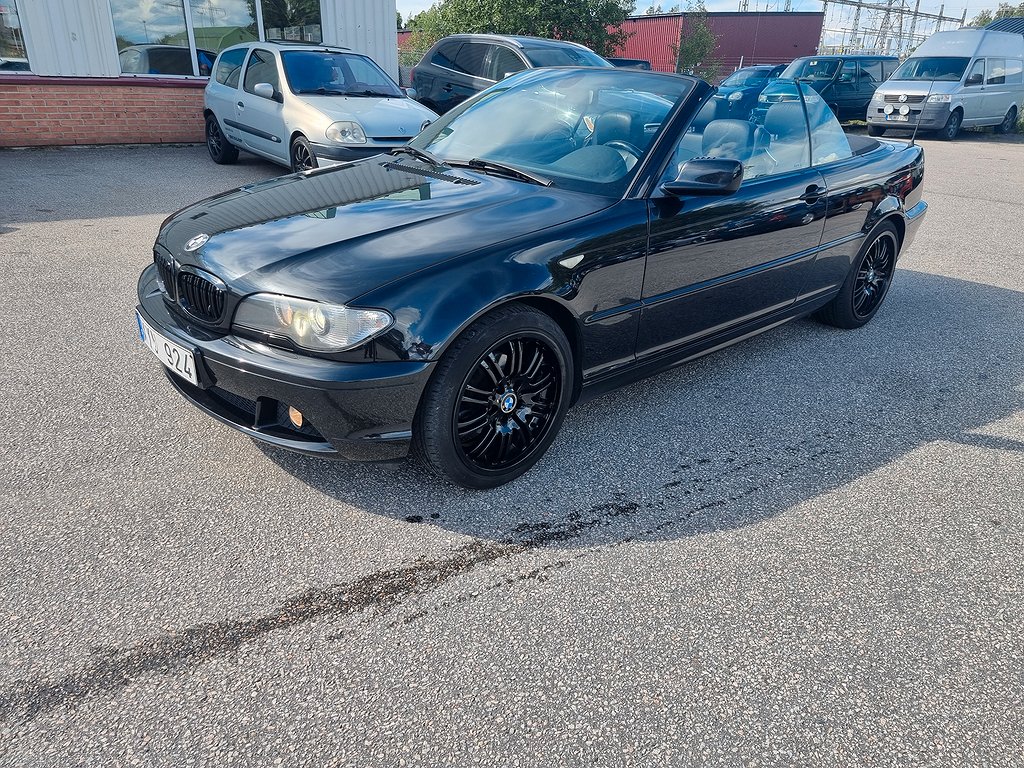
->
[965,73,983,86]
[661,158,743,196]
[253,82,281,102]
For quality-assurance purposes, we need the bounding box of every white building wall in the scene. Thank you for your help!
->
[320,0,399,80]
[17,0,120,77]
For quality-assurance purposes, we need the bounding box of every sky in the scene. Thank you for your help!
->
[110,0,255,45]
[394,0,997,25]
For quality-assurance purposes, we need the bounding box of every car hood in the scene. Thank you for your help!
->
[875,80,961,96]
[302,95,437,138]
[157,158,610,304]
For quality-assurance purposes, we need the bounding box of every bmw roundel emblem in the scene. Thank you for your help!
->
[184,233,210,251]
[898,93,908,103]
[499,392,517,414]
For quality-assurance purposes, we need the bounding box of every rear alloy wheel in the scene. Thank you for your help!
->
[867,125,886,137]
[994,106,1018,135]
[413,304,573,489]
[937,109,962,141]
[815,222,899,329]
[205,115,238,164]
[290,135,318,173]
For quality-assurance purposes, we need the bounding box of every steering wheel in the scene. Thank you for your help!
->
[603,140,643,159]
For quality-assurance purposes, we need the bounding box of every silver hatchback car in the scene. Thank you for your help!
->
[204,41,438,172]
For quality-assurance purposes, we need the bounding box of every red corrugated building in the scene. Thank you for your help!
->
[616,12,824,74]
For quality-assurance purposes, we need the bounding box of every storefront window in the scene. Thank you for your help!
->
[189,0,257,61]
[110,0,277,78]
[0,1,29,71]
[263,0,321,43]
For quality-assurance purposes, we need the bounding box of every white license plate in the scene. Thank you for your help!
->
[136,311,199,386]
[886,114,910,122]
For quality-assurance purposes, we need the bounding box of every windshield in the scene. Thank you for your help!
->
[782,58,840,81]
[409,68,693,195]
[721,68,772,87]
[523,46,613,68]
[281,51,402,97]
[890,56,971,81]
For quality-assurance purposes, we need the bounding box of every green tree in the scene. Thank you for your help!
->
[397,11,403,29]
[971,2,1024,25]
[671,0,719,81]
[399,0,635,57]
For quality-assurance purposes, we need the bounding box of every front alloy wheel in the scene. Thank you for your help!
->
[414,304,573,488]
[938,109,962,141]
[290,135,318,172]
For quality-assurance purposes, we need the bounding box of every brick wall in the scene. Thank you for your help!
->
[0,77,207,148]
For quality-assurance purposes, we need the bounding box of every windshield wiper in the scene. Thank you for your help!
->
[345,89,400,97]
[448,158,553,187]
[389,145,444,167]
[296,87,349,95]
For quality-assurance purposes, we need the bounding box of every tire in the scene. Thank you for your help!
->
[205,115,238,164]
[413,303,574,489]
[867,125,886,137]
[994,106,1018,135]
[815,222,900,330]
[289,135,318,173]
[937,109,962,141]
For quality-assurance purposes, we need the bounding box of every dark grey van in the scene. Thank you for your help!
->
[410,34,612,114]
[781,55,899,121]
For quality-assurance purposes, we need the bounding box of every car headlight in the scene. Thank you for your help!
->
[325,121,366,144]
[728,91,744,102]
[927,93,952,103]
[232,293,392,352]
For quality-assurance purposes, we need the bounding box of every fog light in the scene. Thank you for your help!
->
[288,406,303,428]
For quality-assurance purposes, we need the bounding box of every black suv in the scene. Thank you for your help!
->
[411,34,612,114]
[780,55,899,121]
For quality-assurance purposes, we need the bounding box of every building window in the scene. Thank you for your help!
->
[0,1,29,71]
[263,0,321,43]
[110,0,311,78]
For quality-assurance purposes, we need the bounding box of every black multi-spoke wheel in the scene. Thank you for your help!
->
[290,135,318,173]
[455,337,560,471]
[414,304,573,488]
[815,222,900,329]
[205,114,238,164]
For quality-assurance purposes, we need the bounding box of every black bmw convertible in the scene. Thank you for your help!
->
[136,67,927,488]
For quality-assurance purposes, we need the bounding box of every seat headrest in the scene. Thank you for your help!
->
[702,119,757,158]
[764,101,807,139]
[594,111,634,145]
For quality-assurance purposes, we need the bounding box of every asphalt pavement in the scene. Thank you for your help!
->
[1,135,1022,766]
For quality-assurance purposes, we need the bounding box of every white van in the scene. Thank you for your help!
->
[867,28,1024,139]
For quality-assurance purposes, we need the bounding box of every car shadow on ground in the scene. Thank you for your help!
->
[261,269,1024,548]
[3,269,1022,726]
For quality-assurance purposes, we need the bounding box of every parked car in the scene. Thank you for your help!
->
[119,44,216,77]
[203,40,437,172]
[710,64,786,114]
[410,34,613,114]
[136,67,927,488]
[606,57,652,70]
[866,28,1024,139]
[781,54,899,121]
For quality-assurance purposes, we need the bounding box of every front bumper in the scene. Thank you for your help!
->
[866,102,950,130]
[136,265,433,461]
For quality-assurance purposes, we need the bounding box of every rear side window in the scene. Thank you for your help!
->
[1007,59,1024,85]
[431,41,461,70]
[215,48,246,88]
[881,59,897,80]
[243,49,279,93]
[800,83,852,166]
[987,58,1006,85]
[839,60,857,83]
[453,42,491,78]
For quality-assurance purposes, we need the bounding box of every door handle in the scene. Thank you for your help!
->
[800,185,826,203]
[442,83,453,92]
[236,101,245,108]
